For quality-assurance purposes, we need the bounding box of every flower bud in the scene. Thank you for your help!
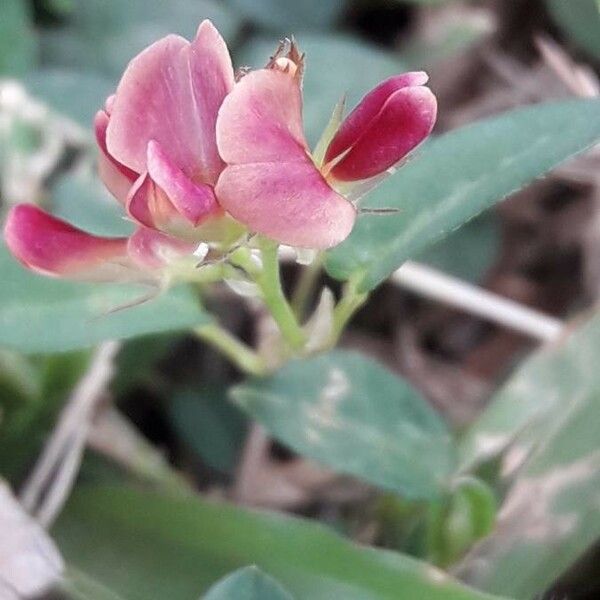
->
[324,72,437,181]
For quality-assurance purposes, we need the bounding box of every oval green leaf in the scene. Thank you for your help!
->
[228,0,347,31]
[459,311,600,471]
[546,0,600,60]
[326,99,600,291]
[40,0,242,78]
[456,311,600,597]
[232,350,455,499]
[0,245,211,353]
[54,484,505,600]
[0,0,36,76]
[204,567,293,600]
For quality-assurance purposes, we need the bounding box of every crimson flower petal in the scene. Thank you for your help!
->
[325,72,429,164]
[216,158,355,249]
[94,110,138,204]
[216,68,355,248]
[328,85,437,181]
[126,172,179,231]
[216,68,308,164]
[4,204,130,280]
[146,140,220,226]
[127,227,196,269]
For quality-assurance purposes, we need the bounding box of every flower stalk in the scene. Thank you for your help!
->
[195,323,267,376]
[330,275,369,346]
[291,253,324,319]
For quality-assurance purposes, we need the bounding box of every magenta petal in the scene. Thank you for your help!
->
[328,85,437,181]
[4,204,129,279]
[189,20,235,183]
[325,72,429,164]
[126,172,178,230]
[216,68,308,165]
[107,21,233,184]
[215,157,356,249]
[146,140,220,226]
[128,227,196,269]
[94,110,138,204]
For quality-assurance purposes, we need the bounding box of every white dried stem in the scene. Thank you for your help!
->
[20,341,119,527]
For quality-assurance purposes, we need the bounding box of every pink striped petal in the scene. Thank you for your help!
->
[94,110,138,204]
[126,172,180,231]
[146,140,220,226]
[216,68,308,165]
[188,19,235,183]
[127,227,196,269]
[215,157,356,249]
[4,204,130,279]
[328,85,437,181]
[325,72,429,164]
[107,21,234,184]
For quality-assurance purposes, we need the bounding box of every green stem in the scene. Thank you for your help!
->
[195,323,267,376]
[330,276,369,345]
[257,239,307,351]
[291,253,323,319]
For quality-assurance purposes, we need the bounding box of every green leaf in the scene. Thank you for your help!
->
[0,0,36,76]
[417,214,499,283]
[232,350,454,499]
[0,245,211,353]
[455,311,600,597]
[459,311,600,471]
[204,567,293,600]
[169,386,247,474]
[456,388,600,597]
[61,566,129,600]
[53,484,505,600]
[546,0,600,60]
[325,99,600,292]
[239,35,405,146]
[50,173,134,237]
[227,0,346,32]
[426,477,497,567]
[24,69,114,127]
[41,0,242,78]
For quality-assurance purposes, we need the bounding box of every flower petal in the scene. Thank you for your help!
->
[94,110,138,204]
[188,19,235,183]
[325,72,429,164]
[127,227,196,269]
[146,140,220,226]
[328,85,437,181]
[4,204,131,280]
[126,172,178,230]
[215,157,356,249]
[107,20,234,184]
[216,68,308,165]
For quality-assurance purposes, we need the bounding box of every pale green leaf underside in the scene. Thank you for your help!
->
[326,100,600,292]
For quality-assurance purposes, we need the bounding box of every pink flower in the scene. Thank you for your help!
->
[324,72,437,181]
[215,51,437,248]
[4,22,437,282]
[5,20,233,280]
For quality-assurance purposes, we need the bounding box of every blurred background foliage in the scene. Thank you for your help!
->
[1,0,600,599]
